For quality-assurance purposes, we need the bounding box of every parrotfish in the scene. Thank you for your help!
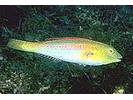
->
[7,37,122,66]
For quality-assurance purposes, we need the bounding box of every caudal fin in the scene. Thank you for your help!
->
[7,39,38,52]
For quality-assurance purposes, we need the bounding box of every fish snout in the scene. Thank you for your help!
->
[116,53,123,62]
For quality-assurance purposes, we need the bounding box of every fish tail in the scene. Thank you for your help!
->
[7,39,38,52]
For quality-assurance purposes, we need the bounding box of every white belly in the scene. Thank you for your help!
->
[37,48,102,66]
[38,49,83,64]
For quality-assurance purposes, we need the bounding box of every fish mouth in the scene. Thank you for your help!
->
[116,53,123,62]
[116,58,121,62]
[116,56,122,62]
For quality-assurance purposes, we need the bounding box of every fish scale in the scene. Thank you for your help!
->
[7,37,122,66]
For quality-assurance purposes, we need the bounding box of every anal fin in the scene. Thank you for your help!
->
[38,54,62,62]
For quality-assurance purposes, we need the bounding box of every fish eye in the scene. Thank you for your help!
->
[109,48,114,54]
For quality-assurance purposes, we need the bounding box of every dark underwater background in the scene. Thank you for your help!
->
[0,5,133,94]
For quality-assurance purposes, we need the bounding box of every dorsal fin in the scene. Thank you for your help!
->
[45,37,90,41]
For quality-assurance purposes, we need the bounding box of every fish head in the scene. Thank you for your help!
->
[82,44,122,66]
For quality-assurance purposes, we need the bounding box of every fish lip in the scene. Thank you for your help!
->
[117,59,121,62]
[116,57,122,62]
[117,54,123,60]
[118,55,123,59]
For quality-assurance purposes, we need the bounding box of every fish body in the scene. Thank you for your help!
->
[7,37,122,66]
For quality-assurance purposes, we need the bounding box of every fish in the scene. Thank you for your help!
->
[7,37,122,66]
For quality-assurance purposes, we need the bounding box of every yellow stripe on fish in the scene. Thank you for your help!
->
[7,37,122,66]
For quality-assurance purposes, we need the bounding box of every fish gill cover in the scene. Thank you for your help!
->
[0,5,133,94]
